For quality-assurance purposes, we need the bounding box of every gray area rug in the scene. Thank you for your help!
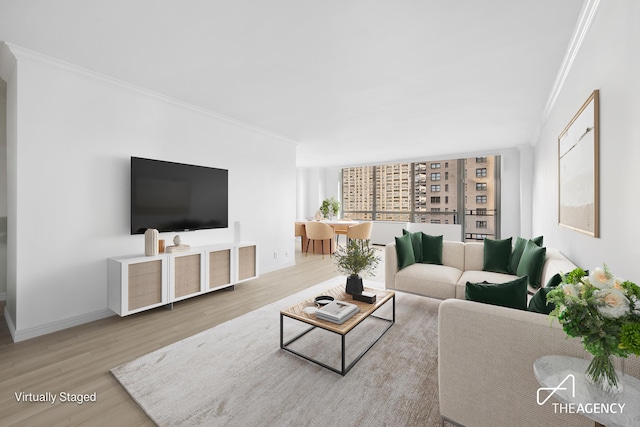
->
[111,279,442,426]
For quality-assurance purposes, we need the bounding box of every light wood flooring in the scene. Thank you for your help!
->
[0,247,384,426]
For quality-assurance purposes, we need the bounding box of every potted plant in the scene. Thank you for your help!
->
[334,239,381,294]
[319,197,340,219]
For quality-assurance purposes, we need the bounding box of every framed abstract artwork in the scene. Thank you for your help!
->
[558,90,599,237]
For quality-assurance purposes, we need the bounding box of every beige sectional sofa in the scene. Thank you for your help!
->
[385,240,576,298]
[384,239,640,426]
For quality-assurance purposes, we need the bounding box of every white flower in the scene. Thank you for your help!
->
[589,267,615,289]
[593,288,630,319]
[562,283,579,298]
[631,295,640,316]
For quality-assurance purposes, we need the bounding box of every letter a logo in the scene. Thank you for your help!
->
[537,374,575,405]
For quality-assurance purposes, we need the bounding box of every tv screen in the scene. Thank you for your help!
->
[131,157,228,234]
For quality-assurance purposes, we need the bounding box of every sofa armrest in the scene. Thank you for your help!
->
[438,299,592,427]
[385,243,398,290]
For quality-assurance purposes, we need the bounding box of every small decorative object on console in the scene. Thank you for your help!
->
[547,264,640,393]
[166,234,191,253]
[144,229,159,256]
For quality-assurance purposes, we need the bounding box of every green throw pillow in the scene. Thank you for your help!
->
[510,236,544,274]
[516,240,547,289]
[402,229,423,263]
[465,276,528,310]
[395,233,416,270]
[527,273,562,314]
[545,272,563,288]
[483,237,513,274]
[510,237,528,274]
[421,233,443,265]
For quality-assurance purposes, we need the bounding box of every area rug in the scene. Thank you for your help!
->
[111,279,442,426]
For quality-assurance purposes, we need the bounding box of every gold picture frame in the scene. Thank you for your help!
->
[558,90,599,237]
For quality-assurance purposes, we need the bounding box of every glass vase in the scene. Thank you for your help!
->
[585,353,624,393]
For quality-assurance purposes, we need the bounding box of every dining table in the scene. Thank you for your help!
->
[295,219,359,255]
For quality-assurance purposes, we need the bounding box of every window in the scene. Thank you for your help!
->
[342,156,499,242]
[431,220,441,224]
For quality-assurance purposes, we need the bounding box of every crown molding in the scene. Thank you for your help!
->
[0,42,298,147]
[530,0,602,145]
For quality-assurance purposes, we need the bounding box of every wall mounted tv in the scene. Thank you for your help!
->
[130,157,228,235]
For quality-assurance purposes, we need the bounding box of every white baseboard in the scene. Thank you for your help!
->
[5,307,114,343]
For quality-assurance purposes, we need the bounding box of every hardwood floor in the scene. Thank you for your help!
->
[0,248,383,426]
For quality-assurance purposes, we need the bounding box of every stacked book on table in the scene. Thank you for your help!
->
[316,300,360,324]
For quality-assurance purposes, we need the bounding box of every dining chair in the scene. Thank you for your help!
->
[333,223,350,246]
[346,222,373,247]
[294,222,306,252]
[304,222,334,259]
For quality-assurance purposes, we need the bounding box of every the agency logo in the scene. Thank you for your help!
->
[537,374,575,405]
[536,374,626,415]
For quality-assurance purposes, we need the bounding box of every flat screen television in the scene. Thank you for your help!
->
[130,157,228,234]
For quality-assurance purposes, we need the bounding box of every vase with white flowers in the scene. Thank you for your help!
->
[546,265,640,393]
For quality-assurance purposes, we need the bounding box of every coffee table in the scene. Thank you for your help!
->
[280,285,395,375]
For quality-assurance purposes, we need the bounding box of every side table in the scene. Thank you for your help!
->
[533,355,640,427]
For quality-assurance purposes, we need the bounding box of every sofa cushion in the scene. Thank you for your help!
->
[527,273,563,314]
[402,229,423,263]
[421,233,443,265]
[395,233,416,270]
[516,240,546,289]
[395,264,462,299]
[482,237,512,274]
[465,276,528,310]
[456,270,520,299]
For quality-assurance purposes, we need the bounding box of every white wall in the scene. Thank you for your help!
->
[531,1,640,281]
[0,44,296,341]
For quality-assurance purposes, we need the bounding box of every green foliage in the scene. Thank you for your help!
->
[564,267,586,284]
[546,264,640,359]
[333,239,380,278]
[319,197,340,218]
[620,322,640,353]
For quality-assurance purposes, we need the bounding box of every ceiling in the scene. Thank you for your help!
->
[0,0,585,167]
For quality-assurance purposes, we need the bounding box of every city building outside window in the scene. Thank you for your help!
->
[342,156,499,241]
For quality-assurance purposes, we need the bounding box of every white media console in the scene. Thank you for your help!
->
[108,242,258,316]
